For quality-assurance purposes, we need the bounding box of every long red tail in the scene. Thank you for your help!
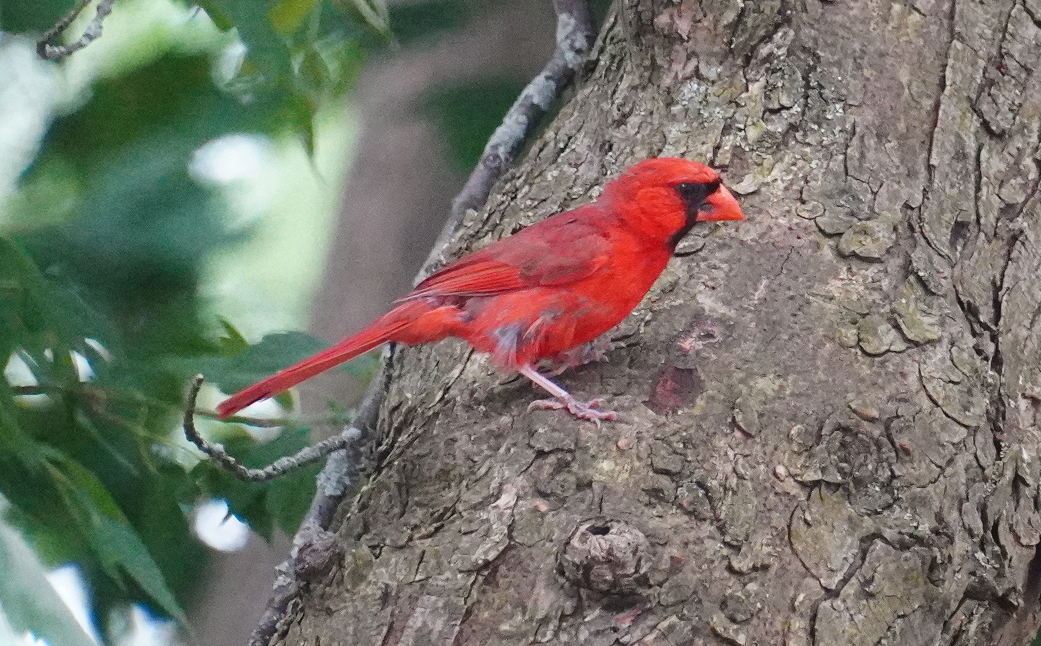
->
[215,316,410,418]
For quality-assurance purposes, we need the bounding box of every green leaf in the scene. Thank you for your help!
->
[218,318,250,355]
[280,92,318,156]
[184,0,384,145]
[0,1,396,632]
[0,30,347,635]
[10,56,270,360]
[46,450,126,521]
[318,36,367,95]
[92,516,187,624]
[196,0,294,85]
[0,521,97,646]
[344,0,390,37]
[0,237,110,361]
[43,452,187,624]
[268,0,320,36]
[298,45,332,101]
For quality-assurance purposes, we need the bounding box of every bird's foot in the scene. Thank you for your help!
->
[518,364,618,425]
[528,396,618,425]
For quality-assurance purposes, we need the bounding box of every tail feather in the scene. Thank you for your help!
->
[215,318,408,418]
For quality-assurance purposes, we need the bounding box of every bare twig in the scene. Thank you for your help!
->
[182,375,357,483]
[37,0,117,61]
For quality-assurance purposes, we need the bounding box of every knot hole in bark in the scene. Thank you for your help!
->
[558,518,652,594]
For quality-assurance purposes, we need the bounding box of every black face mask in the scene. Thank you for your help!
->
[668,178,723,249]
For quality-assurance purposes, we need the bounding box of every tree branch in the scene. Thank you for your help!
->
[182,375,359,483]
[37,0,116,61]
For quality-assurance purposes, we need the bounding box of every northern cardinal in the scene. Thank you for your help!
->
[216,158,743,422]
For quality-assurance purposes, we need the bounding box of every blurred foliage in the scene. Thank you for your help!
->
[0,0,546,642]
[387,0,470,46]
[0,0,72,33]
[423,77,528,172]
[0,41,349,634]
[0,0,389,640]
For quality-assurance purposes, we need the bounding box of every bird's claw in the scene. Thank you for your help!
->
[528,397,618,425]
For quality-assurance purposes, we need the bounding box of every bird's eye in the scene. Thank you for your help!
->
[674,179,721,205]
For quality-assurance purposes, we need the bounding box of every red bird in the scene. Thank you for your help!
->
[216,158,743,422]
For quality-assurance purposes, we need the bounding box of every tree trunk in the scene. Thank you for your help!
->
[274,0,1041,644]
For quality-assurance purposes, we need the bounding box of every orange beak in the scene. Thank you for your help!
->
[696,185,745,222]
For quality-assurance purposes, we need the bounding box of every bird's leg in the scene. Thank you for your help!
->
[540,337,619,377]
[519,364,617,424]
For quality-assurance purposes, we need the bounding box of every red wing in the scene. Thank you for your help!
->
[403,206,612,301]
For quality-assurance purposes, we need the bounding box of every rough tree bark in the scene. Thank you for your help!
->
[271,0,1041,644]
